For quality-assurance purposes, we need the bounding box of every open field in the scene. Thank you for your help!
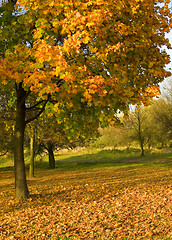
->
[0,150,172,239]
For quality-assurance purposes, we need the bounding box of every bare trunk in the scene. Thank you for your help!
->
[161,141,164,149]
[29,127,35,178]
[14,85,30,199]
[138,116,144,156]
[140,142,144,156]
[139,135,144,156]
[48,143,55,169]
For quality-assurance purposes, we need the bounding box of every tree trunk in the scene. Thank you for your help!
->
[48,143,55,169]
[138,118,144,156]
[147,138,151,151]
[14,85,30,199]
[161,141,164,149]
[29,126,35,178]
[140,142,144,156]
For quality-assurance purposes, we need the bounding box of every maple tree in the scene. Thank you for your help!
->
[0,0,172,198]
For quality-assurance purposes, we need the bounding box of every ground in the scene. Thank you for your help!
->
[0,150,172,239]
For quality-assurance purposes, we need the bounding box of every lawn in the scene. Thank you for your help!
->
[0,150,172,239]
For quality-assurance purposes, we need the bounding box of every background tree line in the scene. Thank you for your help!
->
[93,78,172,156]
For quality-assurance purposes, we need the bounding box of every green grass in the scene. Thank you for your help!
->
[52,148,172,172]
[0,148,172,172]
[0,155,14,170]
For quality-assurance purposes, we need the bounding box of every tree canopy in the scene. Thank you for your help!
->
[1,0,171,111]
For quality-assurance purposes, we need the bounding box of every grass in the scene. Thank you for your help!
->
[0,147,171,170]
[37,148,172,171]
[0,148,172,239]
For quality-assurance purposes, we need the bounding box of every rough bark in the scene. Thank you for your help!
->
[29,127,35,178]
[140,141,144,156]
[14,84,30,199]
[138,114,145,156]
[48,143,55,169]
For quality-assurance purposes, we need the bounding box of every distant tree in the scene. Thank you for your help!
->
[152,98,172,146]
[149,78,172,147]
[37,112,95,169]
[140,104,159,150]
[123,107,150,156]
[37,116,69,169]
[95,126,123,152]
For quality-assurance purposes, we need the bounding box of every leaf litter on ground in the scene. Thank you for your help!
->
[0,157,172,239]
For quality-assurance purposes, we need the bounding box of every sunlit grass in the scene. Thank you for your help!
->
[0,147,172,170]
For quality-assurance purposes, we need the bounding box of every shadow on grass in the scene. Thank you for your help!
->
[51,149,172,172]
[0,165,14,172]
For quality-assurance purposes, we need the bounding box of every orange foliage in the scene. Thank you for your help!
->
[0,0,172,112]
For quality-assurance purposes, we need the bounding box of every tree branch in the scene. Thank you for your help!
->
[25,100,45,111]
[25,95,50,125]
[0,150,8,157]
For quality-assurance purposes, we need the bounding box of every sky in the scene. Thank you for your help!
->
[159,31,172,91]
